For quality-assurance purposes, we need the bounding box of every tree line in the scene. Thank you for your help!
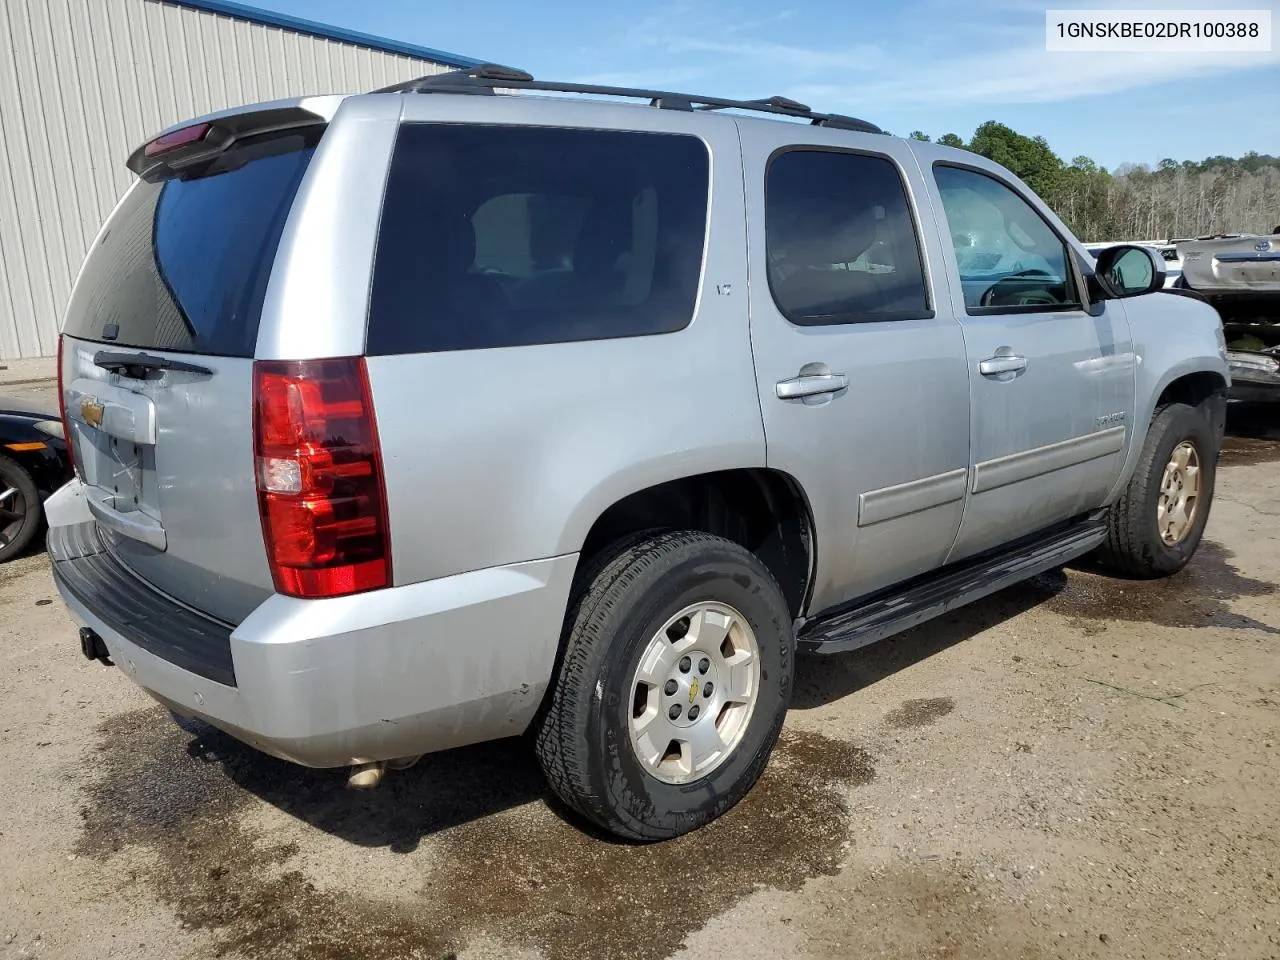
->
[906,123,1280,243]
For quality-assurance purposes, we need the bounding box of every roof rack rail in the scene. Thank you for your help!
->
[372,65,883,134]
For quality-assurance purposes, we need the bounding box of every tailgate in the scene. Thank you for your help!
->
[59,119,322,625]
[1180,236,1280,291]
[61,343,267,624]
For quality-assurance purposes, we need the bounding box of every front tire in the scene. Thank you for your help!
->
[535,531,794,841]
[0,455,40,563]
[1096,401,1218,578]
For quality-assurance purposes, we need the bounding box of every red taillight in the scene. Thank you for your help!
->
[56,335,75,474]
[252,357,392,599]
[144,122,211,157]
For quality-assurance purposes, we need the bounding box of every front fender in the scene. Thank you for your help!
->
[1103,293,1229,503]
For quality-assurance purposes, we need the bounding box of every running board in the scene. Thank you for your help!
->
[799,519,1108,655]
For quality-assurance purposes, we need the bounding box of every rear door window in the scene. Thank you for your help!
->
[765,148,932,325]
[366,124,710,355]
[63,129,320,357]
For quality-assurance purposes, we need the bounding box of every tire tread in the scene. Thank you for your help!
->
[535,530,789,839]
[1097,401,1216,578]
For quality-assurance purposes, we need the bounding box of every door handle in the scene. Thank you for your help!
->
[979,355,1028,378]
[776,372,849,400]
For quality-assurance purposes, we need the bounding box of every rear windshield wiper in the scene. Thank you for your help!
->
[93,350,213,377]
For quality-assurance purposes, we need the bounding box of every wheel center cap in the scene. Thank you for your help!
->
[665,651,719,728]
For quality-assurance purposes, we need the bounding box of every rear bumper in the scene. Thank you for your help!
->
[51,519,238,684]
[47,483,577,768]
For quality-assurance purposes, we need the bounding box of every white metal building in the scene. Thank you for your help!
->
[0,0,480,361]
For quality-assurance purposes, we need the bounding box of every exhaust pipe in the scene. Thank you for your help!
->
[346,754,421,790]
[79,627,113,666]
[347,761,385,789]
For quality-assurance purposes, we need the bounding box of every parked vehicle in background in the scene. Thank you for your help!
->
[45,65,1230,841]
[1089,232,1280,403]
[0,396,73,562]
[1224,345,1280,402]
[1176,230,1280,305]
[1172,229,1280,403]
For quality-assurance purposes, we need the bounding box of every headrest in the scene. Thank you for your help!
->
[574,197,631,280]
[772,205,879,267]
[425,209,477,275]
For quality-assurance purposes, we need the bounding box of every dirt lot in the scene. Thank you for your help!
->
[1,391,1278,960]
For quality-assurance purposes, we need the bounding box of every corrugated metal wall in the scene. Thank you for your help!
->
[0,0,453,359]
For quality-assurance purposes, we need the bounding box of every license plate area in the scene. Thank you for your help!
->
[65,379,165,543]
[81,431,158,516]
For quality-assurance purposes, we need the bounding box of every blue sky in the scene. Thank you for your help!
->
[261,0,1277,170]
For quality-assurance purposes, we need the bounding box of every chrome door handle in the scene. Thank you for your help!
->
[776,373,848,399]
[979,355,1027,377]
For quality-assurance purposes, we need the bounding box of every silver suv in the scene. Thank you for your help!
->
[47,66,1229,841]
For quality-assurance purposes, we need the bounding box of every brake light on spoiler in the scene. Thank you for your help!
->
[125,103,335,180]
[128,121,236,179]
[253,358,392,599]
[143,122,211,157]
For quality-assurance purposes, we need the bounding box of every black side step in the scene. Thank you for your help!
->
[799,518,1108,655]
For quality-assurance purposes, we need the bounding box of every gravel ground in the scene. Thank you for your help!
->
[1,391,1278,960]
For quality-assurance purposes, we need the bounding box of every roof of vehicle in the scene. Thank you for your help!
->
[132,62,895,172]
[168,0,483,69]
[373,64,885,134]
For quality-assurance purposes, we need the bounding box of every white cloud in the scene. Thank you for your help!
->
[572,66,709,88]
[598,0,1279,108]
[647,36,889,76]
[790,47,1278,110]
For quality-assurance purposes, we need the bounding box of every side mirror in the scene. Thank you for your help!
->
[1091,244,1166,299]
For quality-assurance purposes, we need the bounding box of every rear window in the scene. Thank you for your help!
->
[63,129,319,357]
[366,124,710,355]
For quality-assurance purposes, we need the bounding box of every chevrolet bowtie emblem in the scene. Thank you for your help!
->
[80,397,105,429]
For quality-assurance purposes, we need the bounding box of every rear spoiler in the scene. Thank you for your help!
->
[126,95,349,180]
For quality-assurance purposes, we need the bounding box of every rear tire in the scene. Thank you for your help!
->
[1096,402,1218,578]
[0,455,41,563]
[535,531,793,841]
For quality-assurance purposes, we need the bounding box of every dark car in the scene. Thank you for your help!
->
[0,394,73,562]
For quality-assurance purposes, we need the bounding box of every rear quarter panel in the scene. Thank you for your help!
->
[355,97,766,585]
[255,95,404,361]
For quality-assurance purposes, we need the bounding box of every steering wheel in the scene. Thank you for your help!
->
[979,268,1058,307]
